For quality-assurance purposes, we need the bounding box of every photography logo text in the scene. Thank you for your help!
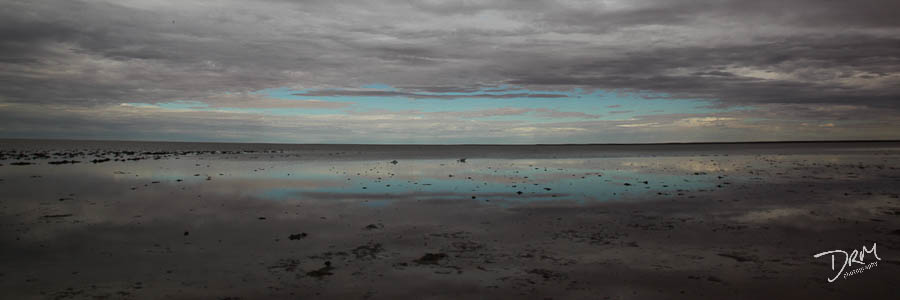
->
[813,242,881,282]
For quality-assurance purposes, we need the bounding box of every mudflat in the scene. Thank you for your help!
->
[1,140,899,299]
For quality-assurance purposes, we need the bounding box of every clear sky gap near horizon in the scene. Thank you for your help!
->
[1,0,899,144]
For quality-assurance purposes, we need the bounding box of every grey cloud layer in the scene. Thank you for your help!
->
[2,0,898,105]
[1,0,898,142]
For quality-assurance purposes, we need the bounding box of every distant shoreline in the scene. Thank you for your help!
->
[2,137,899,147]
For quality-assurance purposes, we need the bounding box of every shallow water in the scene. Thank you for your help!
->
[1,140,899,299]
[2,152,884,207]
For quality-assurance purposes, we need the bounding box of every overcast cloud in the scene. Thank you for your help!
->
[1,0,898,143]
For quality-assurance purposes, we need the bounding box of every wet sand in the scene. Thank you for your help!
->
[1,140,899,299]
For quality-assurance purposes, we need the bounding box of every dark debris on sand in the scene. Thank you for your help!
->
[414,253,448,265]
[91,158,111,163]
[268,258,302,273]
[288,233,308,240]
[41,214,73,218]
[527,268,567,280]
[352,242,385,260]
[364,223,384,230]
[717,252,758,263]
[306,261,334,278]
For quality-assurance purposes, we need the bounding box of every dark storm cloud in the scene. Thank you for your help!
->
[0,0,898,142]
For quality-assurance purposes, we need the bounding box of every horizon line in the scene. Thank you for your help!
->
[2,137,899,147]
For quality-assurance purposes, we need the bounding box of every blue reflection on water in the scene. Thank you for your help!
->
[250,158,718,206]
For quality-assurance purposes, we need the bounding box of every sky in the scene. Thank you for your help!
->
[1,0,899,144]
